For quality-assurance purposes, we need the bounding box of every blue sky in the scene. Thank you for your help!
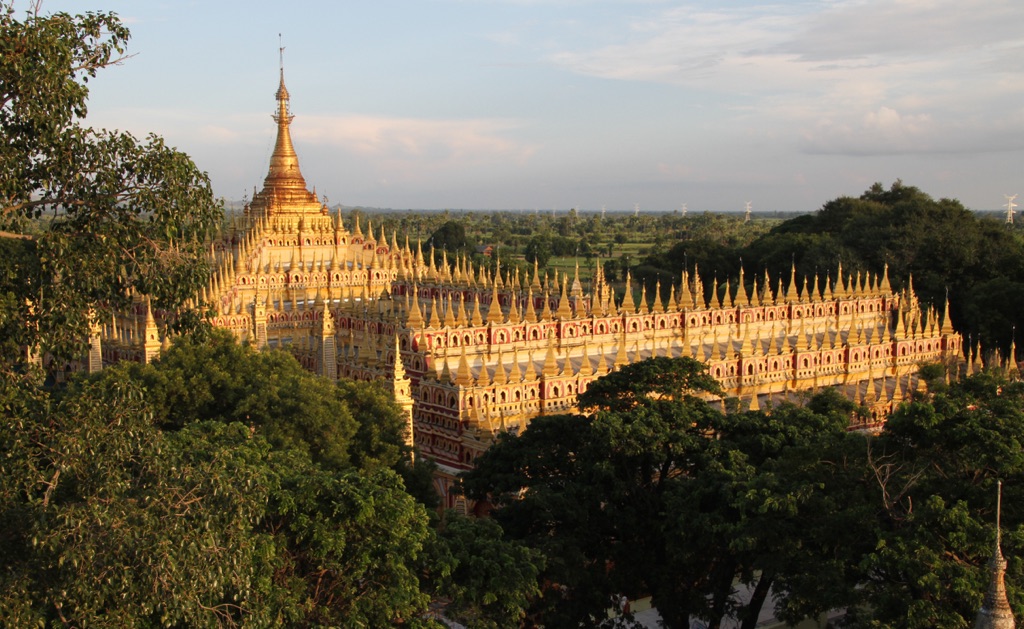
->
[37,0,1024,212]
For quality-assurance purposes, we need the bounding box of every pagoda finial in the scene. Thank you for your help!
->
[487,280,504,323]
[427,296,440,329]
[621,272,636,313]
[542,331,561,377]
[1010,330,1019,377]
[692,264,705,308]
[493,348,508,385]
[942,288,955,335]
[406,284,423,327]
[737,265,749,307]
[471,293,484,327]
[525,287,539,324]
[509,347,524,382]
[787,260,797,302]
[880,263,892,293]
[443,293,457,328]
[455,345,474,386]
[556,273,573,319]
[508,287,521,322]
[974,480,1015,629]
[578,341,594,376]
[264,38,305,189]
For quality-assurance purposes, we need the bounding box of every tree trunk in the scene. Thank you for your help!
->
[708,562,737,629]
[656,601,692,629]
[740,570,775,629]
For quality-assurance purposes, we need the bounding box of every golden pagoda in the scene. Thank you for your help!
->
[94,74,966,512]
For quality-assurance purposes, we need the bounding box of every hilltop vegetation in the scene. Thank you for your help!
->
[638,181,1024,359]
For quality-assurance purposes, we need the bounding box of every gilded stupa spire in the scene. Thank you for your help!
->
[248,46,325,220]
[265,52,305,190]
[974,480,1015,629]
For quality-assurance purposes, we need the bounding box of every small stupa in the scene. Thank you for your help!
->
[975,480,1016,629]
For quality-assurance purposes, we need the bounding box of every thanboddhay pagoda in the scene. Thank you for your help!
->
[94,69,967,509]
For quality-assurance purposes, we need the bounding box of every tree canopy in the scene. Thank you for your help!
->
[523,235,552,268]
[427,220,470,256]
[641,181,1024,357]
[0,362,439,627]
[429,511,545,629]
[463,357,1024,628]
[112,329,440,504]
[0,2,219,368]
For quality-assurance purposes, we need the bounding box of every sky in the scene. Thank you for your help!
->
[36,0,1024,213]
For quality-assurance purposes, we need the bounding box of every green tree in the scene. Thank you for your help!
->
[672,393,863,629]
[839,372,1024,627]
[577,354,722,412]
[430,511,545,629]
[109,329,441,511]
[523,235,552,268]
[464,359,891,628]
[269,450,436,627]
[0,4,220,368]
[603,259,619,282]
[427,219,469,256]
[463,358,731,627]
[115,329,440,512]
[550,235,577,257]
[578,238,594,260]
[744,182,1024,353]
[116,330,362,472]
[0,363,441,627]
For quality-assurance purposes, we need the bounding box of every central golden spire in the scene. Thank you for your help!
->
[246,53,326,220]
[264,67,306,189]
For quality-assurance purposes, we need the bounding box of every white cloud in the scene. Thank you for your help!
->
[546,0,1024,156]
[800,106,1024,155]
[293,114,537,165]
[287,114,541,191]
[781,0,1023,62]
[86,106,537,166]
[800,106,934,155]
[551,1,1024,87]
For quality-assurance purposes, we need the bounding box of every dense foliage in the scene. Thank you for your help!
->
[427,220,470,256]
[430,511,545,629]
[641,181,1024,357]
[463,357,1024,628]
[113,330,436,498]
[0,358,437,627]
[0,2,220,368]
